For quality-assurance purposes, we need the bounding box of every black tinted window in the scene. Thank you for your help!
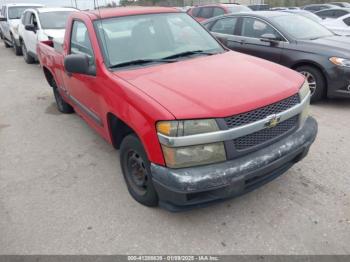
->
[334,10,348,17]
[317,10,334,17]
[344,17,350,26]
[211,17,237,35]
[241,17,280,39]
[199,7,213,18]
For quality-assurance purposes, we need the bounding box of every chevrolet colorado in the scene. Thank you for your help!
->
[37,7,317,211]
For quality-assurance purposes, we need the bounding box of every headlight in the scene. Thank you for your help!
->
[329,57,350,68]
[157,119,219,137]
[299,81,310,124]
[161,142,226,169]
[157,119,226,168]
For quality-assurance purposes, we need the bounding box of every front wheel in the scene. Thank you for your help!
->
[120,134,158,207]
[22,42,35,64]
[296,65,326,103]
[11,35,22,56]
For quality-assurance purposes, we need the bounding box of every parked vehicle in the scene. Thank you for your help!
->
[315,8,350,19]
[18,7,77,64]
[0,3,43,55]
[303,4,338,13]
[248,4,270,11]
[330,2,350,8]
[282,9,322,23]
[37,7,317,211]
[187,4,251,22]
[321,13,350,35]
[203,11,350,102]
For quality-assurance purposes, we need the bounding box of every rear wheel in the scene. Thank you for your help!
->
[22,42,35,64]
[120,134,158,207]
[11,35,22,56]
[296,65,326,103]
[53,87,74,114]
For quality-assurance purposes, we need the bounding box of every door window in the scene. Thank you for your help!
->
[344,17,350,26]
[29,13,38,28]
[241,17,281,40]
[211,17,237,35]
[70,20,95,65]
[191,7,200,17]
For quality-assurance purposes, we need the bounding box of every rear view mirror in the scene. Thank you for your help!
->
[64,54,96,76]
[25,24,37,33]
[0,16,7,22]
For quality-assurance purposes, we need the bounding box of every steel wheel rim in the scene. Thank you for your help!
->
[126,150,148,196]
[300,71,316,95]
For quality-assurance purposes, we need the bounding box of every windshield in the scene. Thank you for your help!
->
[271,14,334,40]
[39,11,73,29]
[94,13,224,68]
[8,6,37,19]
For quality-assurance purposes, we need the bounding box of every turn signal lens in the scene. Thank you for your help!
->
[156,121,178,136]
[329,57,350,68]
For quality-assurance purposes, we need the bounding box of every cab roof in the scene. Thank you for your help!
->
[85,6,179,20]
[35,7,78,13]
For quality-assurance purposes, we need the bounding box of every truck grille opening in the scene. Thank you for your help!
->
[233,115,299,150]
[224,94,300,129]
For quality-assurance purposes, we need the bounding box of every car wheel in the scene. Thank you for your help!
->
[22,42,35,64]
[296,65,326,103]
[11,35,22,56]
[53,87,74,114]
[4,39,11,48]
[120,134,158,207]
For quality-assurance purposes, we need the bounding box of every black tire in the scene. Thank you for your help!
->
[120,134,158,207]
[4,39,11,48]
[22,42,35,64]
[53,87,74,114]
[296,65,326,103]
[11,35,22,56]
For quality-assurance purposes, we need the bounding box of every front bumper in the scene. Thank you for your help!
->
[327,65,350,98]
[151,117,318,211]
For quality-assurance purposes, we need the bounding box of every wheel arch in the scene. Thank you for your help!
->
[291,60,328,88]
[42,66,57,88]
[107,112,136,150]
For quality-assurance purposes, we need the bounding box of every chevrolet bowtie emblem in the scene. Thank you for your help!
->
[265,114,281,128]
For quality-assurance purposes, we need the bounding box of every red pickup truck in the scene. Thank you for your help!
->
[37,7,317,211]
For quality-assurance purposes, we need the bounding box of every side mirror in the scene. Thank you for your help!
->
[64,54,96,76]
[260,33,279,44]
[0,16,7,22]
[216,36,228,46]
[25,24,37,33]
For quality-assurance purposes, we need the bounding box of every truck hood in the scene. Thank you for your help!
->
[115,51,304,119]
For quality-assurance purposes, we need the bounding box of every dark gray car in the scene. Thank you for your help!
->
[203,11,350,102]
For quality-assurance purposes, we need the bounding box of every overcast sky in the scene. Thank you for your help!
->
[0,0,118,9]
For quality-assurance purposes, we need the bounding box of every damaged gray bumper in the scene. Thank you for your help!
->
[151,117,318,211]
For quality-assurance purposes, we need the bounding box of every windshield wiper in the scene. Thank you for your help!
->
[109,58,177,69]
[162,50,216,60]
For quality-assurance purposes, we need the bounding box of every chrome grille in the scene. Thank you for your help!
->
[233,115,299,151]
[224,94,300,129]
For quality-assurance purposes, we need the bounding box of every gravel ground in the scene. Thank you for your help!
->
[0,46,350,255]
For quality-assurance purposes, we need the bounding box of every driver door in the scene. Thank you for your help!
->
[25,12,39,54]
[234,17,285,64]
[63,20,104,129]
